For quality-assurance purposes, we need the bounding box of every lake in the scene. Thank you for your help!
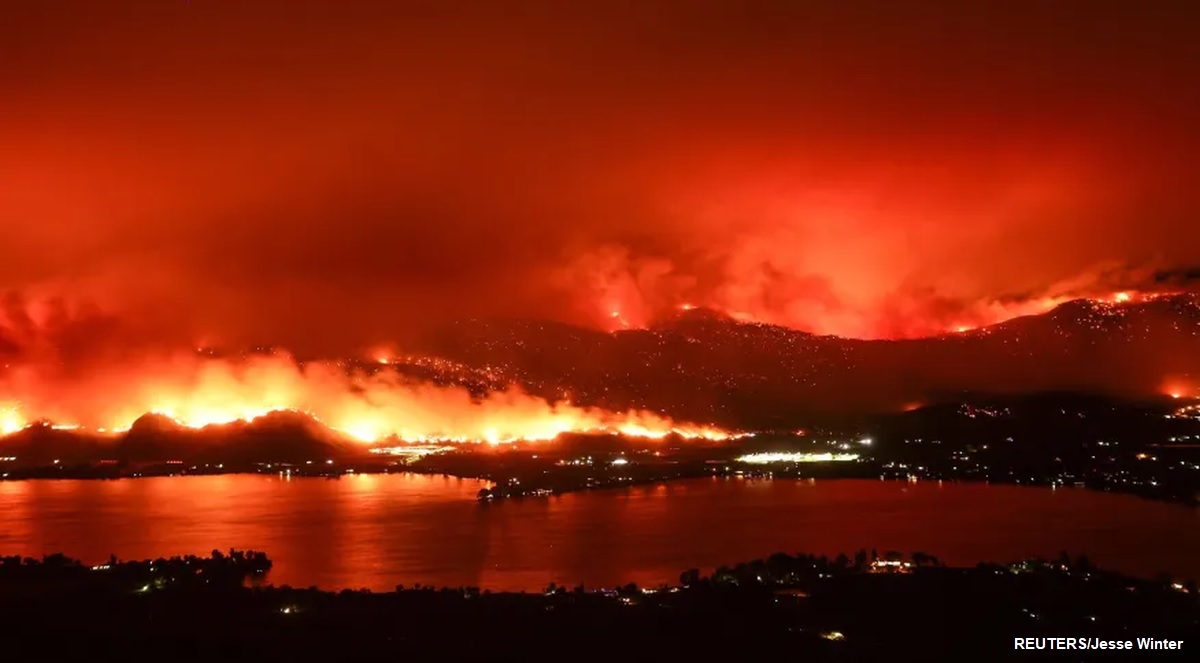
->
[1,474,1197,591]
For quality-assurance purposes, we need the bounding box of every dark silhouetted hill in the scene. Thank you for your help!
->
[412,295,1200,426]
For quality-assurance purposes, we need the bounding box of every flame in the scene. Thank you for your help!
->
[0,353,738,445]
[607,308,632,330]
[606,288,1180,338]
[1162,378,1194,401]
[1,406,24,436]
[934,290,1176,334]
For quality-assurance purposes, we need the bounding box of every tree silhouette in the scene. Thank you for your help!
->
[679,568,701,587]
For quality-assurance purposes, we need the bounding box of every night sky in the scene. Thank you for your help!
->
[3,1,1199,355]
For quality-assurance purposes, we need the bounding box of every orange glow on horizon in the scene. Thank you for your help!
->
[1162,377,1194,401]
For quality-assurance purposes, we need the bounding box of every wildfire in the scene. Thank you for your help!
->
[607,309,632,330]
[1162,379,1194,401]
[631,290,1179,338]
[937,290,1178,335]
[0,354,738,445]
[1,406,24,436]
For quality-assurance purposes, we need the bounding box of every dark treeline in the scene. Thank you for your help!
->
[1,549,1197,661]
[0,549,271,597]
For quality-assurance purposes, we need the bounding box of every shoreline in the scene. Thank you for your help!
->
[3,461,1197,508]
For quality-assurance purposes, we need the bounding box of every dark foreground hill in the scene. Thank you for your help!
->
[1,549,1195,661]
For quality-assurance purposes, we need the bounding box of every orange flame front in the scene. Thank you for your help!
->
[0,353,735,445]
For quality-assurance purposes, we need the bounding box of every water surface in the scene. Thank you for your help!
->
[1,474,1197,591]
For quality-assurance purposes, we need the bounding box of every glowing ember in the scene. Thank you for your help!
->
[607,309,632,330]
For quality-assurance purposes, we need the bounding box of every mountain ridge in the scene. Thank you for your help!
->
[409,294,1200,424]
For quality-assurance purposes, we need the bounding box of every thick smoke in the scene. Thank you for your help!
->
[560,243,1197,337]
[3,2,1200,346]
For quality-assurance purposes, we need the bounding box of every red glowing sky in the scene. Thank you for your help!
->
[3,1,1200,353]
